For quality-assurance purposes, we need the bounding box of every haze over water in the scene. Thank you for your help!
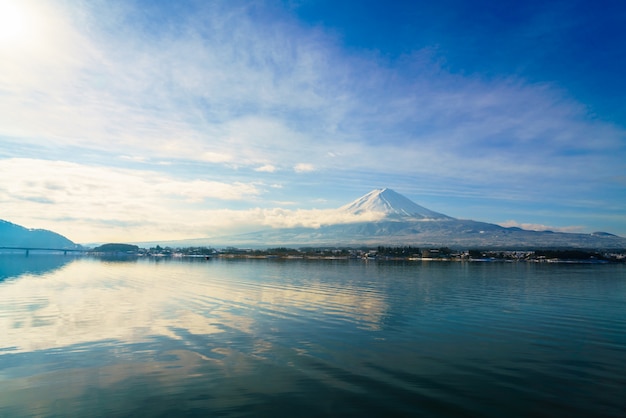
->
[1,255,625,417]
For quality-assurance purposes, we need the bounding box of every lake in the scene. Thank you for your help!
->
[1,255,625,417]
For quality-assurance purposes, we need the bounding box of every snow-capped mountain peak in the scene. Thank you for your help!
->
[339,188,453,220]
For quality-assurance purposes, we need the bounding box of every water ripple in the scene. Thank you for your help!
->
[1,257,625,417]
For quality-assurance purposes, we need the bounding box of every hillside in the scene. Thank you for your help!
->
[207,189,626,249]
[0,220,79,249]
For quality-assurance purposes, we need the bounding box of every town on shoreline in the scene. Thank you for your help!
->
[90,243,626,263]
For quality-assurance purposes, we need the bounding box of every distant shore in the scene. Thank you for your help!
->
[89,245,626,263]
[3,244,624,263]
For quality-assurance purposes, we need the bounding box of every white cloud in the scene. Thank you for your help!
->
[258,208,384,228]
[294,163,315,173]
[119,155,148,163]
[255,164,277,173]
[0,158,262,242]
[0,158,388,242]
[1,0,622,185]
[499,220,584,233]
[189,206,386,233]
[199,151,233,164]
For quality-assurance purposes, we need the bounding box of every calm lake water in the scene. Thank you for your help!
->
[1,255,625,417]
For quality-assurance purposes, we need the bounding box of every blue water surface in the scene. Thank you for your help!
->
[1,256,625,417]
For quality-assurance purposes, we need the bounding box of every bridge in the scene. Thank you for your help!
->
[0,247,89,256]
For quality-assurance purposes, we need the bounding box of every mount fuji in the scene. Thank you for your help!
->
[339,188,452,220]
[198,188,626,249]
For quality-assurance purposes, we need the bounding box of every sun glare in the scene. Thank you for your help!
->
[0,0,40,49]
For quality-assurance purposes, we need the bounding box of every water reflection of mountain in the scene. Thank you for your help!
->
[0,255,74,281]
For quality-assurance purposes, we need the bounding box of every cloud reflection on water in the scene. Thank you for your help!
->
[0,257,388,354]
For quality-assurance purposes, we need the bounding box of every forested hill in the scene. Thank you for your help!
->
[0,219,78,249]
[92,243,139,253]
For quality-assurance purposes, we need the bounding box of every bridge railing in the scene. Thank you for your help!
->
[0,247,88,255]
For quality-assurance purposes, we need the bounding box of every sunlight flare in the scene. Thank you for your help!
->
[0,0,41,49]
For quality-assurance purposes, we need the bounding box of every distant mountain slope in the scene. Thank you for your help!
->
[219,220,626,249]
[208,189,626,249]
[0,220,78,249]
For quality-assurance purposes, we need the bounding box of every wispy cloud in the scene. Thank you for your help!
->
[2,0,622,182]
[0,158,262,242]
[255,164,277,173]
[499,220,585,233]
[294,163,315,173]
[0,158,384,242]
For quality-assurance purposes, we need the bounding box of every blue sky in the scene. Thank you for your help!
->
[0,0,624,243]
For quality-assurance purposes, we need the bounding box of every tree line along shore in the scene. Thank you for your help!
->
[90,244,626,263]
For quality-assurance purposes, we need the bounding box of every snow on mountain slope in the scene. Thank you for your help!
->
[339,188,453,220]
[156,188,626,249]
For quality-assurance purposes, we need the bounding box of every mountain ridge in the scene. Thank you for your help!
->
[200,189,626,249]
[0,220,79,250]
